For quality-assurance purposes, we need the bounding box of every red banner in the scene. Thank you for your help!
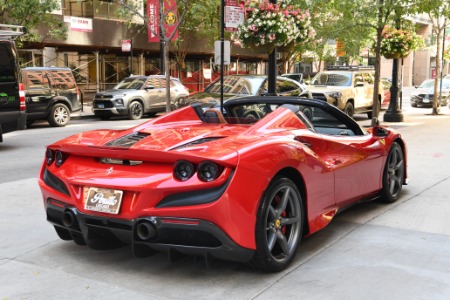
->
[147,0,179,43]
[164,0,179,40]
[147,0,159,42]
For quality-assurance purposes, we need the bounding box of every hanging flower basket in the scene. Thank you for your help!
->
[383,52,410,59]
[379,27,423,59]
[234,0,314,54]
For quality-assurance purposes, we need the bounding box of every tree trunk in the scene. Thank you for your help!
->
[432,30,442,115]
[165,41,172,112]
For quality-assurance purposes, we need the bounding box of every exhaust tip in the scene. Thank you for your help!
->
[62,210,75,228]
[136,222,157,241]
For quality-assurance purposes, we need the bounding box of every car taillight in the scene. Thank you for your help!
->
[173,160,224,182]
[174,160,196,181]
[19,83,26,111]
[76,86,81,102]
[46,148,68,167]
[198,161,223,182]
[46,149,55,165]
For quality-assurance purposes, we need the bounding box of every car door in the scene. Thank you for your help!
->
[305,104,385,206]
[50,70,81,111]
[144,77,165,111]
[24,70,54,118]
[0,42,20,127]
[353,72,368,109]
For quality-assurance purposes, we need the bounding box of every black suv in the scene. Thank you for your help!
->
[22,67,82,127]
[0,24,26,142]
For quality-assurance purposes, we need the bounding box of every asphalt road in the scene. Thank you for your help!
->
[1,96,450,299]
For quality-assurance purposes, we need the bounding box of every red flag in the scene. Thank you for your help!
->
[147,0,179,43]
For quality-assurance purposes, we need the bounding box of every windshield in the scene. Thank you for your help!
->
[114,77,146,90]
[419,80,450,89]
[205,76,266,96]
[311,72,352,86]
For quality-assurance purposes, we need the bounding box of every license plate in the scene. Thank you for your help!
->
[84,187,123,214]
[98,104,105,108]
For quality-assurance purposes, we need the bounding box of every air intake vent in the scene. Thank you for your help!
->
[170,137,225,150]
[105,132,150,148]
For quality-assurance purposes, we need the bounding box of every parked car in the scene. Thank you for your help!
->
[92,75,189,120]
[0,24,26,142]
[410,79,450,107]
[22,67,82,127]
[39,96,407,272]
[174,74,311,109]
[306,66,384,119]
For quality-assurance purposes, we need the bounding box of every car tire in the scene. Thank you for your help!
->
[128,101,144,120]
[379,142,405,203]
[411,102,417,107]
[250,176,304,272]
[344,102,354,117]
[48,103,70,127]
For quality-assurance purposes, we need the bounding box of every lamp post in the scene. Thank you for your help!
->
[383,12,404,123]
[267,0,277,96]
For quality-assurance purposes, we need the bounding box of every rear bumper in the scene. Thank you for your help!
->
[46,200,254,262]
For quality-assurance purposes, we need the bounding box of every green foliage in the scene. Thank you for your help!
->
[0,0,67,44]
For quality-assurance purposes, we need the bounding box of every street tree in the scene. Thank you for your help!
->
[333,0,418,125]
[0,0,67,43]
[413,0,450,115]
[175,0,221,72]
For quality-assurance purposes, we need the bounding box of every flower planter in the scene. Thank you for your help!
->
[236,0,313,54]
[383,52,410,59]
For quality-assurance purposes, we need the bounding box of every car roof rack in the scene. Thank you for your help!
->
[0,24,26,40]
[326,65,375,71]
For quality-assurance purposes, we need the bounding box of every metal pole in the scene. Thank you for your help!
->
[220,0,225,111]
[439,19,446,105]
[267,0,277,96]
[95,51,100,93]
[383,12,404,122]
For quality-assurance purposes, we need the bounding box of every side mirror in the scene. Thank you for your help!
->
[373,126,389,137]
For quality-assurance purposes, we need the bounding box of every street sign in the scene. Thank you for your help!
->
[214,40,230,65]
[225,0,244,32]
[122,40,131,52]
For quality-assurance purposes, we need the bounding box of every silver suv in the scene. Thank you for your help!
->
[92,75,189,120]
[307,66,383,119]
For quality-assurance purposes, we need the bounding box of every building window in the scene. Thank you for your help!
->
[63,0,94,18]
[94,0,124,20]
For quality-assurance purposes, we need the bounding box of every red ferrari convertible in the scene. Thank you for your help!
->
[39,96,407,272]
